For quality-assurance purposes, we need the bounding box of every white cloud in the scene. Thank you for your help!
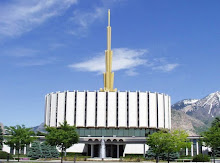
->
[69,48,148,75]
[73,7,105,29]
[68,7,105,36]
[0,0,77,37]
[17,57,56,66]
[3,48,38,57]
[67,0,123,36]
[49,43,66,50]
[125,69,139,76]
[69,48,179,75]
[152,63,179,72]
[2,47,57,66]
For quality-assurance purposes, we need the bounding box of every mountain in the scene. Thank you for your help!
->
[172,91,220,135]
[171,110,208,136]
[32,122,46,133]
[172,99,199,110]
[172,91,220,125]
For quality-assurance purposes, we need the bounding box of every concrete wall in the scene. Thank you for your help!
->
[45,91,171,130]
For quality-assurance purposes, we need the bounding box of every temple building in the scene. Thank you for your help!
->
[2,10,210,159]
[44,9,171,158]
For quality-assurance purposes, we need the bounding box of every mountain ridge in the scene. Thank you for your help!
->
[172,91,220,135]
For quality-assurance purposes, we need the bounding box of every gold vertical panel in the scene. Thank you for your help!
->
[100,9,117,92]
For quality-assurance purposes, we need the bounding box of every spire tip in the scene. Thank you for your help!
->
[108,9,110,26]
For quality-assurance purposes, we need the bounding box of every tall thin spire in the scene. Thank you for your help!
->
[108,9,110,26]
[100,9,117,92]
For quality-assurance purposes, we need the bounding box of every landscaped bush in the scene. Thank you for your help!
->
[63,152,83,157]
[122,154,145,162]
[192,154,210,162]
[27,141,59,159]
[124,154,143,157]
[0,151,13,159]
[146,147,179,161]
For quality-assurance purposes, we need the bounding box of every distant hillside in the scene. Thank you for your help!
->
[171,109,208,136]
[32,122,46,133]
[172,91,220,135]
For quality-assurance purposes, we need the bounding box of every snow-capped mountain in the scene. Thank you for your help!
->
[172,99,199,110]
[172,91,220,125]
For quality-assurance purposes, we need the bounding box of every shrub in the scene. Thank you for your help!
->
[27,141,42,159]
[0,151,13,159]
[124,154,143,158]
[192,154,210,162]
[27,141,59,159]
[146,147,179,161]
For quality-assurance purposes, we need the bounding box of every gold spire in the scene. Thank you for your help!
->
[100,9,117,92]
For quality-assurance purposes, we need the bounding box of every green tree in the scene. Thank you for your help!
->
[4,125,36,162]
[40,142,51,158]
[163,130,190,163]
[36,131,46,136]
[0,127,3,150]
[211,117,220,127]
[147,130,190,163]
[49,145,59,158]
[27,141,42,159]
[146,131,168,163]
[146,147,179,161]
[202,117,220,163]
[45,121,79,163]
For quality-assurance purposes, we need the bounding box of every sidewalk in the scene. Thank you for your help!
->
[0,160,220,163]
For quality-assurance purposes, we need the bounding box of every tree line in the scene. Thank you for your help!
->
[0,117,219,163]
[1,121,79,163]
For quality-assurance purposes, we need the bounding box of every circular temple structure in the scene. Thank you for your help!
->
[44,90,171,157]
[44,10,171,158]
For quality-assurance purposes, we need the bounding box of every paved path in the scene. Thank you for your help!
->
[0,160,220,163]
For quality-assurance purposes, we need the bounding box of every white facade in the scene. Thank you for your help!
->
[45,91,171,130]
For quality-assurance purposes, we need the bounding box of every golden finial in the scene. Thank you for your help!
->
[100,9,117,92]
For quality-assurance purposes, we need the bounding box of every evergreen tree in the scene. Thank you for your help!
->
[0,127,3,150]
[40,142,51,158]
[27,141,42,159]
[146,147,156,160]
[146,147,179,161]
[211,117,220,127]
[49,145,59,158]
[210,117,220,157]
[160,152,180,161]
[214,147,220,157]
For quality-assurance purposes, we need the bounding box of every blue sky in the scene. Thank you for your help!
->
[0,0,220,127]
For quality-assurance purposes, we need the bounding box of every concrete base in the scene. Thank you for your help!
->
[87,158,120,161]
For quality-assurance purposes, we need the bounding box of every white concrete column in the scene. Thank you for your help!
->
[24,147,26,155]
[117,145,119,158]
[143,144,145,157]
[13,148,16,155]
[91,144,94,158]
[196,140,199,155]
[191,143,193,156]
[123,145,125,157]
[186,148,188,156]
